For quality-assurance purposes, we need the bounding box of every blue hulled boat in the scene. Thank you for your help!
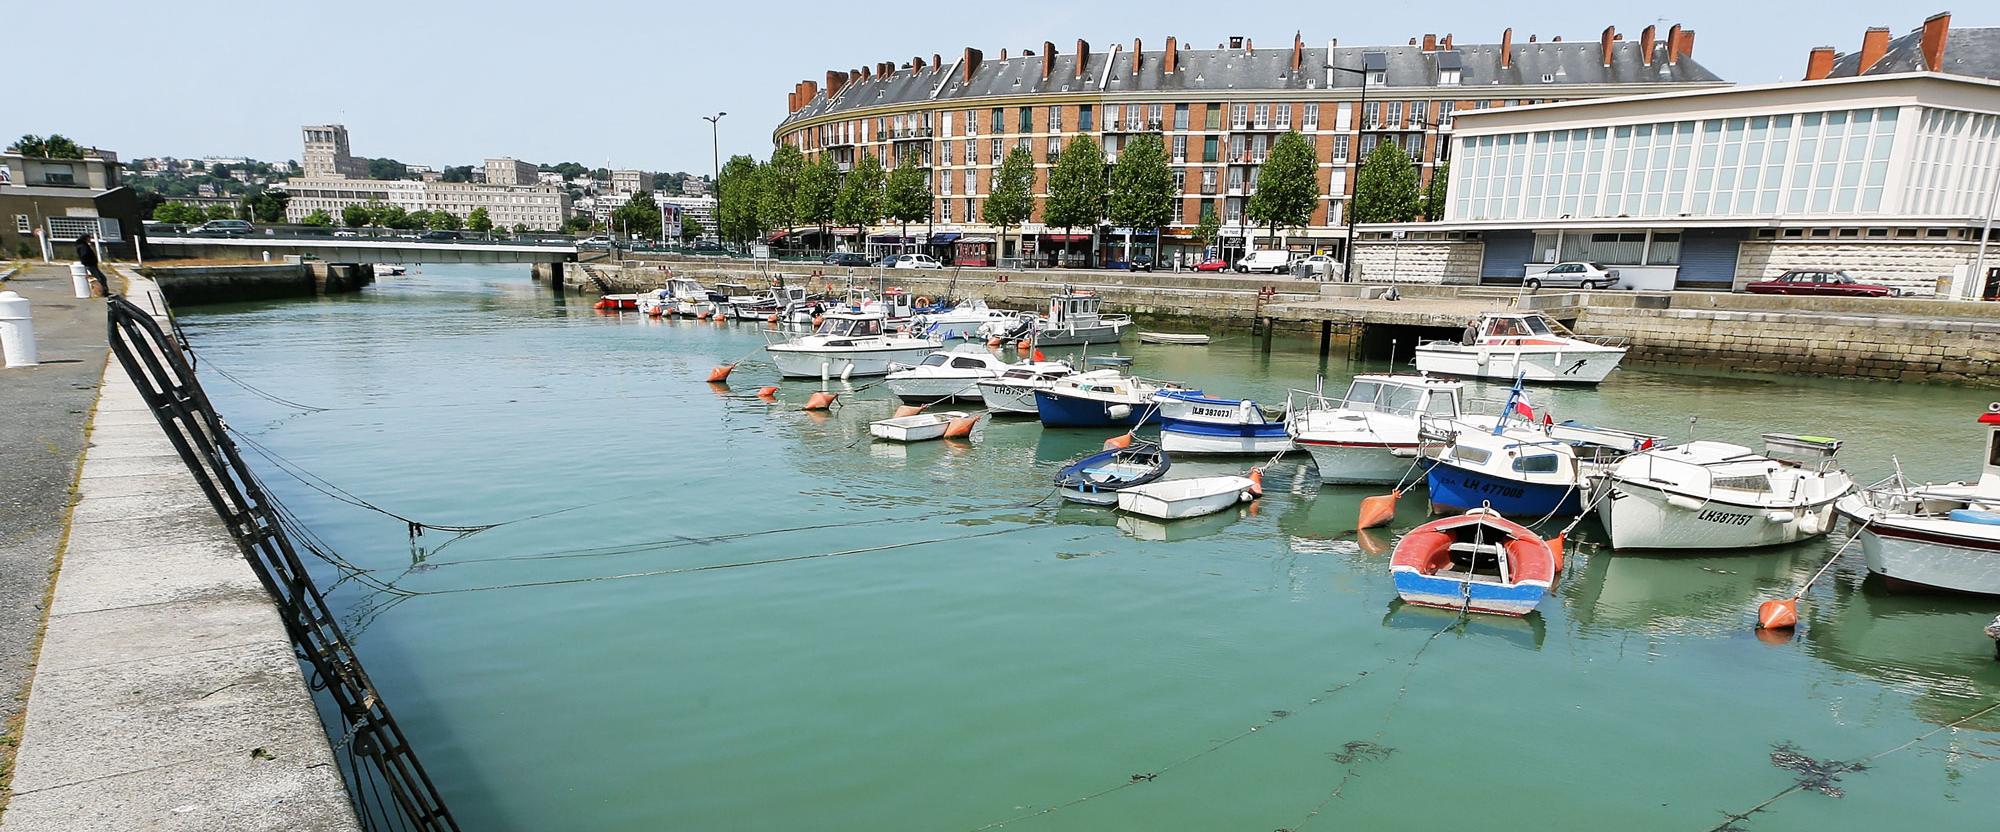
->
[1034,371,1193,428]
[1152,391,1293,456]
[1422,380,1659,518]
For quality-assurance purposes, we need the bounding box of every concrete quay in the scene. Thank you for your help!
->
[142,261,374,305]
[0,266,358,830]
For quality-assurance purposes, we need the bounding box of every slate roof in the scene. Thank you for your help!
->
[1829,26,2000,80]
[782,40,1724,126]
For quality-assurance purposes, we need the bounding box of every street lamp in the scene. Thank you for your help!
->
[703,112,726,244]
[1331,63,1368,284]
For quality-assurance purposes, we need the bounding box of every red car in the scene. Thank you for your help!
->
[1743,269,1897,297]
[1193,258,1229,272]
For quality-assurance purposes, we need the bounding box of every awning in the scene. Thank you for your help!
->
[1041,233,1091,242]
[1160,228,1198,238]
[765,230,789,242]
[928,233,961,244]
[956,236,995,244]
[869,234,916,243]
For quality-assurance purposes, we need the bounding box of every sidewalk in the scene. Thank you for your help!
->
[0,266,358,829]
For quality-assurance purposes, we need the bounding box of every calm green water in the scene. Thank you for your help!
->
[179,264,2000,831]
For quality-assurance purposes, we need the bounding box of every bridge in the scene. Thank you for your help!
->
[146,232,580,265]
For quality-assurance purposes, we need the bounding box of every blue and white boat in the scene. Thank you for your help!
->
[1423,381,1658,518]
[1391,509,1556,617]
[1152,391,1293,456]
[1034,371,1191,428]
[1055,441,1171,505]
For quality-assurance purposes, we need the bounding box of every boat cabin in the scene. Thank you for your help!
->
[997,364,1071,382]
[1341,375,1461,419]
[1463,313,1569,345]
[816,314,885,337]
[666,277,711,300]
[715,282,755,297]
[1047,290,1103,327]
[913,350,1002,371]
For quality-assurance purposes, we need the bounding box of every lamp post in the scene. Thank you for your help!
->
[703,112,726,244]
[1332,63,1368,284]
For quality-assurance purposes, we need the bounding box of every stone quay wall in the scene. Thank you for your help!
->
[1578,305,2000,385]
[141,262,373,305]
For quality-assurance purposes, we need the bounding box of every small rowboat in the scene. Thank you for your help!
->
[1086,354,1134,367]
[1139,332,1211,345]
[1116,475,1258,520]
[869,411,971,442]
[1390,509,1555,617]
[1055,442,1171,505]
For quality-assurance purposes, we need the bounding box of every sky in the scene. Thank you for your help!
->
[12,1,1983,175]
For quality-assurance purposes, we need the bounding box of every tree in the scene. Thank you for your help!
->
[209,162,231,179]
[342,203,375,228]
[366,157,409,180]
[562,214,595,234]
[10,135,46,157]
[611,190,662,238]
[1246,131,1319,249]
[302,209,335,227]
[245,190,288,223]
[763,145,805,237]
[512,223,529,235]
[467,206,493,234]
[376,204,416,229]
[441,165,475,183]
[1422,160,1450,222]
[1044,135,1107,267]
[717,154,767,244]
[152,202,202,224]
[794,156,840,243]
[884,153,931,245]
[833,152,885,249]
[206,203,240,221]
[982,146,1034,263]
[430,210,462,231]
[1194,204,1222,256]
[1352,140,1421,224]
[1108,132,1174,260]
[42,135,82,159]
[681,218,705,243]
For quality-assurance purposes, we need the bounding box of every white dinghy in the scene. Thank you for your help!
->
[869,411,973,443]
[1115,476,1260,520]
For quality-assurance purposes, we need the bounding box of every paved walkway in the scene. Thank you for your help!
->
[1,267,357,829]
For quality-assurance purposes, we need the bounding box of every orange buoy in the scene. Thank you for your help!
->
[986,337,1003,348]
[802,391,838,411]
[767,314,779,324]
[713,313,728,325]
[1102,432,1134,451]
[1032,349,1046,362]
[893,404,925,418]
[1356,490,1401,530]
[696,309,711,320]
[943,414,978,438]
[756,386,779,399]
[1546,533,1566,574]
[1354,527,1391,556]
[706,365,736,383]
[1015,341,1031,354]
[1246,467,1265,497]
[1757,598,1800,630]
[812,315,824,328]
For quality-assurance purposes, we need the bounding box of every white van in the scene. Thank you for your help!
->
[1234,249,1294,274]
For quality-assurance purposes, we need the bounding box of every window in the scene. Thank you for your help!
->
[1231,103,1249,129]
[1411,101,1427,128]
[1364,101,1381,129]
[1049,106,1062,133]
[964,169,977,195]
[1439,100,1455,127]
[1203,136,1219,162]
[1205,104,1222,130]
[1439,68,1461,86]
[1079,105,1093,132]
[1106,106,1121,131]
[1018,107,1032,133]
[1386,101,1403,128]
[941,140,953,166]
[13,215,28,234]
[1369,69,1385,86]
[1275,104,1292,130]
[1172,135,1187,162]
[1174,104,1189,131]
[942,167,953,195]
[42,162,76,185]
[1173,199,1185,224]
[1253,103,1270,128]
[1148,103,1163,129]
[1513,455,1560,474]
[965,110,977,136]
[1048,137,1062,160]
[965,141,975,165]
[1200,167,1217,194]
[990,108,1004,133]
[1228,168,1244,193]
[990,138,1003,164]
[1302,105,1319,131]
[1172,169,1186,193]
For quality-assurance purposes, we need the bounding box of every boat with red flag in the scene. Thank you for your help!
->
[1391,509,1557,616]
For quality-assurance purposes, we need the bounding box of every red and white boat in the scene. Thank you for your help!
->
[1413,312,1627,384]
[1286,375,1463,484]
[1835,403,2000,595]
[1390,509,1556,617]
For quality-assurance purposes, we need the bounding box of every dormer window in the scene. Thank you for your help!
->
[1439,68,1461,86]
[1369,70,1386,85]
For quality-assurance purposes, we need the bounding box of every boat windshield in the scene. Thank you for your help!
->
[1418,391,1458,417]
[1482,318,1531,339]
[817,317,883,337]
[1343,381,1430,416]
[918,353,950,367]
[1522,316,1553,336]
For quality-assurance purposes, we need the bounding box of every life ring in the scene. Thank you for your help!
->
[915,295,931,307]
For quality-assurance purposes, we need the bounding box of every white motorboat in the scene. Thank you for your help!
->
[975,362,1077,415]
[828,286,916,324]
[1139,332,1211,345]
[869,411,972,442]
[883,345,1014,404]
[1152,390,1293,456]
[1413,312,1627,384]
[912,299,1019,341]
[979,289,1130,346]
[1287,375,1463,484]
[658,276,722,317]
[1116,476,1260,520]
[763,311,939,379]
[734,285,815,321]
[1835,404,2000,595]
[1593,434,1853,550]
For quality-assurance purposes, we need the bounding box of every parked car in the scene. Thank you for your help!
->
[1526,262,1619,290]
[188,219,253,237]
[419,230,463,241]
[692,240,727,254]
[1743,269,1897,297]
[892,253,943,270]
[1104,253,1155,271]
[579,235,613,249]
[141,220,185,235]
[1296,254,1342,280]
[822,252,873,267]
[1234,249,1294,274]
[1193,258,1230,272]
[331,228,360,238]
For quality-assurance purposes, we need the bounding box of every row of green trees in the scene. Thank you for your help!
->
[292,202,474,231]
[711,131,1450,256]
[148,190,290,224]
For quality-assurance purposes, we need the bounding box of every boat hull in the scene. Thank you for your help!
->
[1116,476,1256,520]
[1060,487,1120,506]
[1597,479,1838,550]
[1034,391,1158,428]
[1298,441,1422,485]
[1159,422,1293,456]
[1033,324,1127,347]
[766,345,938,379]
[1850,521,2000,596]
[884,377,988,404]
[977,382,1044,415]
[1391,569,1549,616]
[1414,345,1625,384]
[1427,461,1584,517]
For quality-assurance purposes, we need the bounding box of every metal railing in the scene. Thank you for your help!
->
[105,296,460,832]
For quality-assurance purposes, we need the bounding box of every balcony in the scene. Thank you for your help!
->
[891,126,934,141]
[1045,148,1062,162]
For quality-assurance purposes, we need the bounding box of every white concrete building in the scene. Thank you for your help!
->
[484,157,539,186]
[301,125,366,179]
[1427,71,2000,295]
[657,195,717,236]
[282,177,570,229]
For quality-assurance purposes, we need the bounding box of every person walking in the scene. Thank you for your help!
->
[73,233,110,297]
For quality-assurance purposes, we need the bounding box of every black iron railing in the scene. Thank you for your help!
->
[105,295,460,832]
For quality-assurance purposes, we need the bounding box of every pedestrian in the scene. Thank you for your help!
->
[74,233,110,297]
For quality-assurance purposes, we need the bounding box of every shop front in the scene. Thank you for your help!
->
[953,236,994,267]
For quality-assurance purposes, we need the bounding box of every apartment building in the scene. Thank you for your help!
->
[281,127,571,229]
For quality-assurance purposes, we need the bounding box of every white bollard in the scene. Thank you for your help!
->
[0,291,39,368]
[69,263,91,298]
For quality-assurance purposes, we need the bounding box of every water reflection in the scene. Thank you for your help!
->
[1381,599,1548,651]
[1567,539,1810,637]
[1115,507,1246,542]
[1804,572,2000,731]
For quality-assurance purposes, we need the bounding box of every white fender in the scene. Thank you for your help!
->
[1107,404,1133,420]
[1667,493,1705,512]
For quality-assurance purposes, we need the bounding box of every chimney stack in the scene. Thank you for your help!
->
[1292,32,1305,70]
[1600,26,1616,67]
[1042,41,1056,80]
[1858,27,1890,71]
[805,79,818,101]
[1245,37,1254,55]
[1677,30,1696,61]
[912,56,925,73]
[826,69,847,98]
[999,48,1008,61]
[1805,46,1837,81]
[933,53,942,70]
[1500,28,1513,68]
[1441,34,1453,50]
[1165,36,1179,73]
[1132,38,1143,73]
[1665,25,1683,65]
[962,47,983,82]
[1640,25,1656,66]
[1422,33,1437,52]
[1528,34,1537,43]
[1920,12,1951,70]
[1075,39,1091,78]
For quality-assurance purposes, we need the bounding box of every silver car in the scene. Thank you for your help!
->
[1527,261,1619,290]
